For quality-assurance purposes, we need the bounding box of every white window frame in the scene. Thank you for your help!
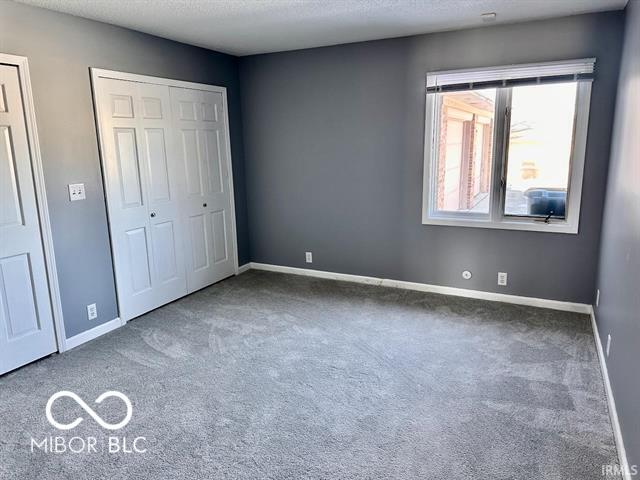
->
[422,59,594,234]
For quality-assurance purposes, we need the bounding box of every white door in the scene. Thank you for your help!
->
[94,78,187,321]
[0,64,57,374]
[171,87,236,292]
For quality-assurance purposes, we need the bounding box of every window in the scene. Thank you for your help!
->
[423,59,594,234]
[433,88,496,215]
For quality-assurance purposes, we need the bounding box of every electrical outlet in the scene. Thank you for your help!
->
[606,334,612,357]
[497,272,508,286]
[87,303,97,320]
[462,270,472,280]
[305,251,313,263]
[68,183,86,202]
[596,289,600,307]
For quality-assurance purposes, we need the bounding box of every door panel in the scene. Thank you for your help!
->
[151,221,179,283]
[114,128,143,208]
[0,64,57,374]
[171,87,236,292]
[144,128,171,202]
[178,101,197,121]
[124,227,152,294]
[142,97,163,119]
[196,130,212,195]
[211,210,228,263]
[0,84,6,112]
[202,102,217,122]
[111,94,134,118]
[181,129,203,196]
[0,125,24,227]
[189,214,209,271]
[95,78,187,321]
[203,129,223,194]
[0,254,40,338]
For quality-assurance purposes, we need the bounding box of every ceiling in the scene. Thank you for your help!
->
[17,0,628,56]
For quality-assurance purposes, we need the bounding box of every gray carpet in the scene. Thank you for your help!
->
[0,270,621,479]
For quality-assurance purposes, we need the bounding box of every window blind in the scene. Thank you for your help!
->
[426,58,595,93]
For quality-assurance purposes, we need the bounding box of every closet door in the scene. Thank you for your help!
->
[95,78,187,321]
[0,64,57,374]
[171,87,236,293]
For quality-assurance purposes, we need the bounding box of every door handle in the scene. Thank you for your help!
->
[150,212,156,218]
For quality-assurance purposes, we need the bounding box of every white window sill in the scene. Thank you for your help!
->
[422,216,578,234]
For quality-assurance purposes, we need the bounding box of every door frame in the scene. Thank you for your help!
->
[90,68,240,322]
[0,53,68,351]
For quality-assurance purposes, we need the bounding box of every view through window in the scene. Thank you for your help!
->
[435,89,495,214]
[504,83,577,218]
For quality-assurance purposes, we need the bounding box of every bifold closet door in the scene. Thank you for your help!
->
[95,78,187,321]
[171,87,236,293]
[0,64,57,374]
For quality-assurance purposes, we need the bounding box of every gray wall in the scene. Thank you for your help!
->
[240,12,624,304]
[0,1,249,337]
[595,0,640,470]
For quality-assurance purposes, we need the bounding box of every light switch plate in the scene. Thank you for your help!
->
[68,183,86,201]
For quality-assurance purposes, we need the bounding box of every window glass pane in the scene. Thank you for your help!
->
[504,83,577,218]
[434,89,496,214]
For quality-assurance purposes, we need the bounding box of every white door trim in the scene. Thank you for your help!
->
[90,68,240,321]
[64,316,122,351]
[0,53,67,352]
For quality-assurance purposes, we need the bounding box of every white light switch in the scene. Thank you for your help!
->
[68,183,86,201]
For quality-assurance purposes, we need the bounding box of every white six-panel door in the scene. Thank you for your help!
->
[170,87,236,293]
[94,72,237,321]
[95,77,188,321]
[0,64,57,374]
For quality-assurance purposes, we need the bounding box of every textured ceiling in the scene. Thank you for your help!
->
[16,0,628,56]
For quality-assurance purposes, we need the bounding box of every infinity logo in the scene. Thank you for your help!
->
[45,391,132,431]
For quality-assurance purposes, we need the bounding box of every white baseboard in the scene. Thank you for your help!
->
[237,263,251,274]
[249,263,592,314]
[591,310,632,480]
[64,317,123,351]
